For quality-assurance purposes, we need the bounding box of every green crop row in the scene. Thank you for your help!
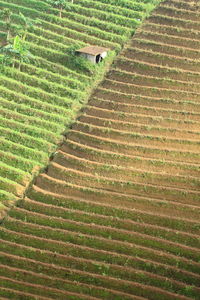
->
[10,1,131,44]
[0,93,68,124]
[0,176,23,197]
[0,105,63,133]
[26,32,70,54]
[19,63,86,91]
[1,248,197,299]
[0,127,55,153]
[0,150,42,174]
[0,3,121,56]
[28,187,200,234]
[1,217,199,276]
[56,10,131,36]
[1,235,199,288]
[67,0,144,20]
[39,14,127,45]
[3,216,200,274]
[0,116,60,144]
[0,76,76,109]
[0,162,31,186]
[0,84,72,115]
[92,0,159,11]
[14,200,199,249]
[31,55,90,81]
[12,0,132,37]
[0,138,47,163]
[0,190,17,206]
[41,0,142,28]
[5,0,128,46]
[3,67,86,100]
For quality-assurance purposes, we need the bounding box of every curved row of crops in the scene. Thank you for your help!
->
[0,0,200,298]
[0,0,161,212]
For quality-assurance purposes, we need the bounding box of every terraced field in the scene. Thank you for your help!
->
[0,0,159,211]
[1,0,200,299]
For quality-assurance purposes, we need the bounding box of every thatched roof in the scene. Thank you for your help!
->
[76,46,109,56]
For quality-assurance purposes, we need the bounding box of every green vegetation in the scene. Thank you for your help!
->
[0,0,160,203]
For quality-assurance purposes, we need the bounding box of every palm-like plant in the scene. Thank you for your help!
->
[0,35,34,70]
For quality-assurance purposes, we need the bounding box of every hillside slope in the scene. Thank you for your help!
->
[0,0,160,212]
[1,0,200,299]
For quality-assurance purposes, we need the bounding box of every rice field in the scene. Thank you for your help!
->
[0,0,200,299]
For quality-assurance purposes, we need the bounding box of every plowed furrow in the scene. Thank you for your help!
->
[107,69,200,92]
[30,185,200,224]
[58,141,200,178]
[49,158,200,194]
[94,88,200,111]
[142,23,200,44]
[163,0,199,12]
[102,78,200,101]
[122,49,200,73]
[148,14,200,31]
[156,6,200,22]
[137,30,200,51]
[84,105,200,131]
[130,38,200,60]
[36,172,200,209]
[53,150,200,189]
[79,114,200,141]
[87,101,200,123]
[70,125,200,153]
[116,57,200,82]
[66,131,200,164]
[46,164,200,205]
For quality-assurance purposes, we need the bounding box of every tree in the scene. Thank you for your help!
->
[0,8,12,42]
[46,0,71,18]
[0,35,34,70]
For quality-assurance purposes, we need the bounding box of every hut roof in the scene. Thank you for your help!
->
[76,46,109,56]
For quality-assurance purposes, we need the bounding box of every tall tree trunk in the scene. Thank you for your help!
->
[7,29,10,42]
[59,7,62,18]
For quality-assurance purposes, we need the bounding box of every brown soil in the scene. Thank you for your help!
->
[1,1,200,299]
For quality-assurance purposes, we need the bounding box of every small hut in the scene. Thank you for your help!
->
[76,46,109,64]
